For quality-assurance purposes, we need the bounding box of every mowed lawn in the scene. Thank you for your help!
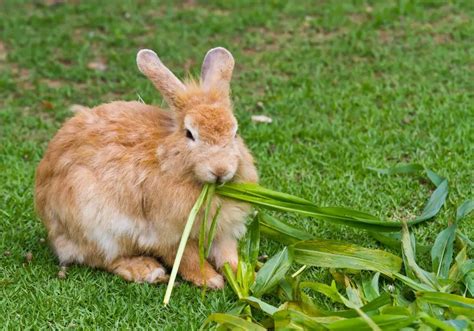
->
[0,0,472,328]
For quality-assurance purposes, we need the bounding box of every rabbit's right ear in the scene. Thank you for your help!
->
[137,49,185,107]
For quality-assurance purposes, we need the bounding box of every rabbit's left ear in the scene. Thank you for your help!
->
[200,47,235,96]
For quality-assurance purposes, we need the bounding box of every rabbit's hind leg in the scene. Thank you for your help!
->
[107,256,169,284]
[51,234,86,265]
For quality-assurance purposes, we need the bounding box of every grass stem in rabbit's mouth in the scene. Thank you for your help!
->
[163,183,213,305]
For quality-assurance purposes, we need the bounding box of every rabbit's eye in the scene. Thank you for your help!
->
[186,129,195,141]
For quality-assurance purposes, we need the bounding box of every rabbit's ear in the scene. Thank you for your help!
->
[137,49,185,107]
[200,47,235,96]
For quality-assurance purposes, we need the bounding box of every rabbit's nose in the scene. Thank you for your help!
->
[211,167,233,184]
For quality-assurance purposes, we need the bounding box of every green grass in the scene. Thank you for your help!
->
[0,0,473,328]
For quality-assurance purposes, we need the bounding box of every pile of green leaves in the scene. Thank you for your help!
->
[198,165,473,330]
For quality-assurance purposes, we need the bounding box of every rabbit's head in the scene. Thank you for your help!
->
[137,47,241,184]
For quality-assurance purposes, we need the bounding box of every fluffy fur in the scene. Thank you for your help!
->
[35,47,258,288]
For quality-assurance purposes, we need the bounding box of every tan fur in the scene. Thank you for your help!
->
[35,48,258,287]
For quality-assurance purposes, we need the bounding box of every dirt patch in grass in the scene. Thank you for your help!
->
[0,41,7,61]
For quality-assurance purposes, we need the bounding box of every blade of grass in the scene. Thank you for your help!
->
[369,165,449,225]
[205,204,221,258]
[242,296,278,316]
[217,182,446,232]
[236,259,253,298]
[393,272,434,292]
[199,185,215,270]
[339,278,381,331]
[251,247,293,297]
[290,240,402,276]
[416,292,474,317]
[456,199,474,221]
[300,281,344,304]
[292,265,307,278]
[369,231,430,253]
[163,184,210,305]
[217,185,401,231]
[431,224,456,278]
[273,309,327,330]
[418,313,457,331]
[222,262,244,299]
[361,272,380,301]
[459,259,474,297]
[411,179,448,224]
[259,212,313,245]
[457,231,474,249]
[401,221,440,290]
[244,215,260,267]
[322,293,392,318]
[326,315,416,331]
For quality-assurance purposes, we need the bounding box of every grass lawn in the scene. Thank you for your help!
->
[0,0,472,328]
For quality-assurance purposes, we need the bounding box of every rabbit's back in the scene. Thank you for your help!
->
[40,101,173,165]
[35,101,179,264]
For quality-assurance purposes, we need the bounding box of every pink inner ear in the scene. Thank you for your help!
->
[200,47,235,91]
[136,49,186,107]
[137,49,160,73]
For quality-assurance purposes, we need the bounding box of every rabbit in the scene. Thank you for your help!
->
[35,47,258,289]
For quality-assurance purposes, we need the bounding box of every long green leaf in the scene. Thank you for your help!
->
[456,199,474,221]
[201,313,266,331]
[300,281,344,304]
[393,273,434,292]
[259,212,313,245]
[251,247,293,297]
[460,259,474,297]
[273,309,327,330]
[401,221,440,290]
[199,185,215,268]
[457,231,474,249]
[301,281,391,318]
[369,231,430,253]
[412,179,448,223]
[445,319,470,331]
[205,204,221,258]
[327,315,415,331]
[290,240,402,276]
[369,164,442,187]
[431,224,456,278]
[418,313,457,331]
[417,292,474,318]
[222,262,244,299]
[217,180,447,232]
[361,273,380,301]
[242,296,278,316]
[368,165,449,225]
[217,184,406,232]
[243,216,260,267]
[163,184,210,305]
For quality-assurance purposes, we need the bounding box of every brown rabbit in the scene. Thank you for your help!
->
[35,47,258,288]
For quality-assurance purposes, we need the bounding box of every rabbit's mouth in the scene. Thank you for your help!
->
[194,165,237,185]
[200,171,235,185]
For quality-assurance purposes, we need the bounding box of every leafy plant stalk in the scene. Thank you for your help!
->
[163,184,211,305]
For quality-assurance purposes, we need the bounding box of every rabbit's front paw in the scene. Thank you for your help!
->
[109,256,169,284]
[206,274,225,289]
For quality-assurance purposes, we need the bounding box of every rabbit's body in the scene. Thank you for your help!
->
[35,48,258,287]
